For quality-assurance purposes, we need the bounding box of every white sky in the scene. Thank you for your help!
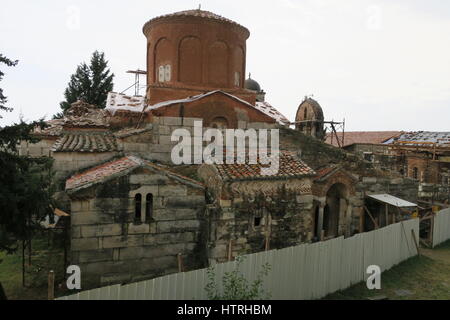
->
[1,0,449,131]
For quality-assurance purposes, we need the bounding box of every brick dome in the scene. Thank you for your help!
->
[143,10,250,37]
[143,9,249,92]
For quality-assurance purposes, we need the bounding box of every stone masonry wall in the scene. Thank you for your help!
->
[70,168,206,288]
[207,179,314,263]
[144,116,280,165]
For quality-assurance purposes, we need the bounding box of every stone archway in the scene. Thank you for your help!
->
[323,183,348,237]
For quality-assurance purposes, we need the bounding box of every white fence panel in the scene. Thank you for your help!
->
[433,208,450,247]
[57,218,420,300]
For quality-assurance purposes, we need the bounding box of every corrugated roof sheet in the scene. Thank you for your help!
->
[214,152,315,181]
[105,92,146,115]
[384,131,450,146]
[52,132,119,153]
[326,131,402,148]
[367,194,417,208]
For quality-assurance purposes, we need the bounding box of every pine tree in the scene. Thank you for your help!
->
[55,51,114,118]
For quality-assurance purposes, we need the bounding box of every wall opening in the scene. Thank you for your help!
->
[134,193,142,222]
[323,183,348,238]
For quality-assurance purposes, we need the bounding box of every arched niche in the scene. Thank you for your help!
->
[154,38,172,82]
[208,41,228,87]
[178,36,202,84]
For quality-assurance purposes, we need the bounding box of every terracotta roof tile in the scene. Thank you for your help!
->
[214,152,315,181]
[32,119,64,137]
[325,131,402,148]
[66,156,204,192]
[66,156,142,191]
[143,10,249,36]
[114,126,153,139]
[52,132,119,153]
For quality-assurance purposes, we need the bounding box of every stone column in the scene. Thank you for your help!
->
[317,203,325,239]
[141,199,146,224]
[345,200,353,237]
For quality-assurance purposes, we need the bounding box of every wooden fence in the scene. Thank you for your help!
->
[433,208,450,248]
[57,218,419,300]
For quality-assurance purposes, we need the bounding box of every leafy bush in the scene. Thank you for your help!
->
[205,256,271,300]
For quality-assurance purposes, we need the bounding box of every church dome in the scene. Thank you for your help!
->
[143,9,250,38]
[244,76,261,92]
[296,97,324,122]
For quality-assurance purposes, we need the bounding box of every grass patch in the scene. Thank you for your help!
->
[0,234,67,300]
[326,242,450,300]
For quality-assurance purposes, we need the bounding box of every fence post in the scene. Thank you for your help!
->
[48,270,55,300]
[228,239,233,261]
[177,253,184,273]
[430,215,435,247]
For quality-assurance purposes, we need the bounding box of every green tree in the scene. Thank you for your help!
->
[205,256,271,300]
[0,54,18,117]
[0,54,54,254]
[55,50,114,118]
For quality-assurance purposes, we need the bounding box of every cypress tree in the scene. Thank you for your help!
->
[55,51,114,118]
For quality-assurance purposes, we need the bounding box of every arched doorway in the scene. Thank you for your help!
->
[323,183,348,238]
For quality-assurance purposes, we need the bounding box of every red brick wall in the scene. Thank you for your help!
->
[144,16,248,91]
[147,92,275,128]
[312,171,356,197]
[146,85,256,106]
[406,156,440,183]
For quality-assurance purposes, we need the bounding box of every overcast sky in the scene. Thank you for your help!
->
[1,0,449,131]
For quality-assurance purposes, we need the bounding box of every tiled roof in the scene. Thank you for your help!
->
[325,131,402,148]
[63,101,110,128]
[314,166,336,180]
[114,126,153,139]
[384,131,450,146]
[66,155,204,192]
[66,156,143,191]
[52,132,119,153]
[255,102,290,126]
[214,153,315,181]
[143,10,249,36]
[144,161,204,188]
[32,119,64,137]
